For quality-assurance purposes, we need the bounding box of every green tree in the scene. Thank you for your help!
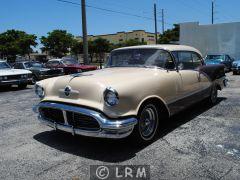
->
[71,40,83,56]
[93,38,110,68]
[93,38,110,61]
[0,30,37,61]
[88,40,96,63]
[158,24,179,44]
[41,30,74,58]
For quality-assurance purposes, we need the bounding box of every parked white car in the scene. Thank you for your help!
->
[0,60,32,89]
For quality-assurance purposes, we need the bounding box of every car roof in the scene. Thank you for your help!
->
[15,61,41,64]
[113,44,202,56]
[206,54,228,56]
[48,59,62,62]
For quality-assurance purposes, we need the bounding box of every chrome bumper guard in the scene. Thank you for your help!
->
[33,102,137,139]
[223,77,229,87]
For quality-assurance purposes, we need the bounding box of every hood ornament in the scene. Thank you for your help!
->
[64,86,71,96]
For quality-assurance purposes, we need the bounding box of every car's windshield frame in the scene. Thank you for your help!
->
[107,48,176,69]
[0,61,11,69]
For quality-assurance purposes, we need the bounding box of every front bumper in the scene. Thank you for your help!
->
[0,78,31,86]
[232,67,240,72]
[33,102,137,139]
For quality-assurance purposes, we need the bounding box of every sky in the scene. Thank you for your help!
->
[0,0,239,42]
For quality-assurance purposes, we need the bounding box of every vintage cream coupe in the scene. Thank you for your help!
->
[33,45,228,143]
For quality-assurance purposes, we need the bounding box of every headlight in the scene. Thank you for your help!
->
[35,84,45,99]
[104,87,119,106]
[21,74,28,78]
[3,76,7,80]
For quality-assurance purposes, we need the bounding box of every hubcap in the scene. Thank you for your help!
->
[32,77,36,84]
[211,86,217,103]
[139,105,158,140]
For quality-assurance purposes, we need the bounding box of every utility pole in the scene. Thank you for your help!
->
[81,0,89,64]
[211,0,214,24]
[154,3,158,44]
[161,9,165,34]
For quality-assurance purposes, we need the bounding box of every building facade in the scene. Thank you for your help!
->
[76,30,156,45]
[180,22,240,59]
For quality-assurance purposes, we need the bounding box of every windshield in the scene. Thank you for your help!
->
[206,55,224,61]
[24,62,44,68]
[62,59,78,65]
[108,49,172,68]
[0,62,11,69]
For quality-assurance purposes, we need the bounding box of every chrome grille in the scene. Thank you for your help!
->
[39,107,64,124]
[39,107,100,130]
[7,75,22,80]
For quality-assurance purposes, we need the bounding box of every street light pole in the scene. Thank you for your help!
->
[81,0,89,64]
[154,3,158,44]
[211,0,214,24]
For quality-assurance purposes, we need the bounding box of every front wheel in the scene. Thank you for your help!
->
[132,103,159,143]
[32,75,37,84]
[208,84,218,104]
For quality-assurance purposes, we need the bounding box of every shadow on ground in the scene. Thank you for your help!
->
[33,98,226,163]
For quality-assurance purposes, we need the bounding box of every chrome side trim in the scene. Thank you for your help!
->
[33,102,138,139]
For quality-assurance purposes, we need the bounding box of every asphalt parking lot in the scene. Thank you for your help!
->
[0,73,240,180]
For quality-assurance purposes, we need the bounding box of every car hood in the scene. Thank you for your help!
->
[40,67,166,108]
[60,67,163,86]
[0,68,32,76]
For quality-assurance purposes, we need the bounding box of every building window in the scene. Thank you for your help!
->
[142,38,144,43]
[119,39,123,41]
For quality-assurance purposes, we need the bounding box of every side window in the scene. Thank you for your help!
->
[178,52,193,70]
[192,52,202,68]
[162,51,175,69]
[153,51,175,69]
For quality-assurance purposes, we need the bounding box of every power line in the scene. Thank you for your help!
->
[88,0,152,16]
[56,0,174,31]
[56,0,153,21]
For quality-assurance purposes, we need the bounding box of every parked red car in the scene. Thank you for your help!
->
[45,58,98,74]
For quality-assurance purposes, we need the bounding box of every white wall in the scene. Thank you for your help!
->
[180,22,240,59]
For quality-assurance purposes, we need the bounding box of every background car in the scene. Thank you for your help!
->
[232,60,240,75]
[14,61,63,84]
[205,54,234,71]
[45,58,98,75]
[0,60,32,89]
